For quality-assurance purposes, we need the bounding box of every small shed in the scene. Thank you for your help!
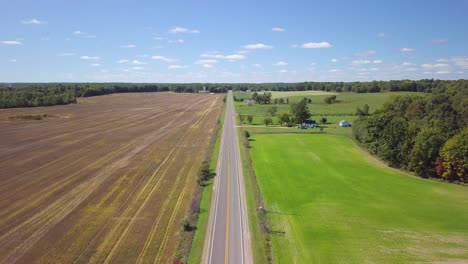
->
[339,120,351,127]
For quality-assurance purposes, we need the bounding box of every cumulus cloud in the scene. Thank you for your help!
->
[151,55,175,62]
[21,18,46,25]
[400,47,415,52]
[132,66,144,70]
[279,70,287,73]
[80,56,100,60]
[9,59,17,62]
[168,64,189,69]
[301,42,332,48]
[435,70,451,74]
[373,60,383,64]
[252,63,263,68]
[169,27,199,34]
[451,57,468,69]
[331,58,338,63]
[272,27,285,32]
[329,69,340,72]
[274,61,288,66]
[195,59,218,65]
[402,62,415,66]
[73,30,96,38]
[377,32,386,38]
[200,52,246,61]
[117,59,129,64]
[120,44,136,48]
[1,40,22,45]
[90,63,100,67]
[421,63,449,69]
[243,43,273,49]
[131,60,146,65]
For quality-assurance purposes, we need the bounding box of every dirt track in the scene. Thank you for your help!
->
[0,92,222,263]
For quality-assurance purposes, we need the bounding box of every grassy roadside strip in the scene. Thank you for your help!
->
[237,127,273,263]
[183,97,226,264]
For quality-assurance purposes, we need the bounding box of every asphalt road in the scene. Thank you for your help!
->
[203,91,252,264]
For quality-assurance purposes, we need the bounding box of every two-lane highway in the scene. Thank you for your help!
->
[203,91,252,264]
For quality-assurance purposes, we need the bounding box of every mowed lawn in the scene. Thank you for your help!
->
[250,134,468,263]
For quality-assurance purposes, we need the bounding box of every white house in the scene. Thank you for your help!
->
[339,120,351,127]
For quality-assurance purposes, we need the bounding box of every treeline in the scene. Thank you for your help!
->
[1,79,467,108]
[0,83,228,108]
[353,80,468,182]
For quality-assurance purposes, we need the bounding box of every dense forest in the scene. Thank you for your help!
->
[0,79,466,108]
[353,80,468,182]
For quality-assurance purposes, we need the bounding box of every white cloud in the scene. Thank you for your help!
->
[73,30,96,38]
[272,27,285,32]
[373,60,383,64]
[377,32,386,38]
[225,54,245,60]
[451,57,468,69]
[9,59,17,62]
[202,64,214,68]
[131,60,146,65]
[435,70,451,74]
[117,59,129,64]
[329,69,340,72]
[252,63,263,68]
[168,64,189,69]
[21,18,46,25]
[331,58,338,63]
[243,43,273,49]
[402,62,414,66]
[405,67,418,72]
[279,70,287,73]
[195,59,218,65]
[301,42,332,48]
[169,27,199,34]
[90,63,100,67]
[151,55,175,62]
[421,63,449,69]
[153,37,166,41]
[120,44,136,48]
[352,60,371,65]
[400,47,415,52]
[168,39,184,44]
[274,61,288,66]
[132,66,144,70]
[80,56,100,60]
[1,40,22,45]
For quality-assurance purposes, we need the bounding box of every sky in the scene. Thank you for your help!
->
[1,0,468,83]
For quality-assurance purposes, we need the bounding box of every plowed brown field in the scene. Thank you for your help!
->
[0,92,222,264]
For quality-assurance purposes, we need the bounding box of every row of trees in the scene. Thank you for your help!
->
[2,79,467,108]
[353,80,467,182]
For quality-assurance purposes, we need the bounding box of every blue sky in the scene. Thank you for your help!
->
[1,0,467,82]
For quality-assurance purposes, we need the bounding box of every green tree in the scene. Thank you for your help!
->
[321,117,327,124]
[264,117,273,126]
[291,100,310,125]
[267,105,278,116]
[324,95,337,104]
[238,114,245,124]
[439,128,468,182]
[247,115,253,124]
[278,112,292,127]
[244,130,251,139]
[409,125,445,178]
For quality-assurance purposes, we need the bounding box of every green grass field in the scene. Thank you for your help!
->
[249,134,468,263]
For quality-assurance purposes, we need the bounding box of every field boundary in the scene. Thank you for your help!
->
[175,96,225,263]
[237,128,274,263]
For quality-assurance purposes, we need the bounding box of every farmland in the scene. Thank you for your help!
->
[0,92,222,263]
[249,134,468,263]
